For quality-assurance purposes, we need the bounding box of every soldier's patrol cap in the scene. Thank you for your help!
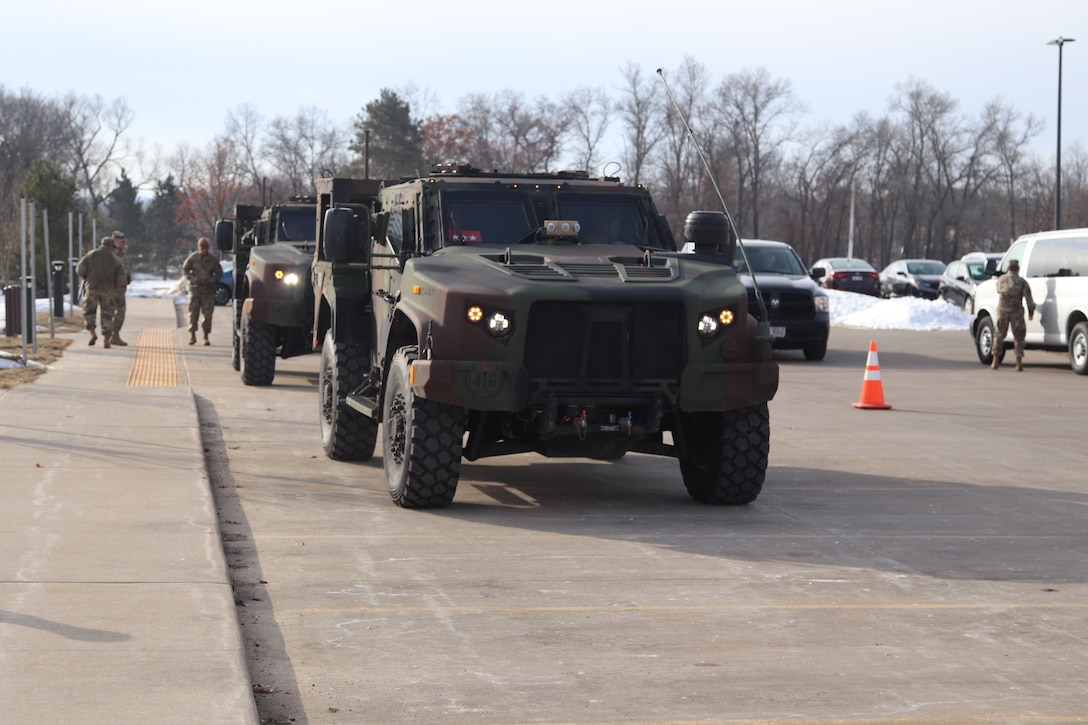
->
[112,230,126,240]
[102,236,115,245]
[1008,259,1020,270]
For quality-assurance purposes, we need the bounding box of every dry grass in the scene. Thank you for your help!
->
[0,312,83,389]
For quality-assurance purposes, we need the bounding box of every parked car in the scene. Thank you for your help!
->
[972,228,1088,374]
[733,240,830,360]
[938,252,1001,313]
[810,257,881,296]
[879,259,945,299]
[214,261,233,306]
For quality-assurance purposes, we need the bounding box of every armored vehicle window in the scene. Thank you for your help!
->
[556,195,649,245]
[440,194,535,247]
[276,208,317,243]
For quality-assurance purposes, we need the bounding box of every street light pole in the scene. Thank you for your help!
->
[1048,36,1075,230]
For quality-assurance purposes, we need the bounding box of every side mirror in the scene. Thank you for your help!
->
[214,219,234,253]
[323,208,355,263]
[809,267,825,280]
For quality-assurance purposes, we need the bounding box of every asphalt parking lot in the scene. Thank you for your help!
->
[183,324,1088,724]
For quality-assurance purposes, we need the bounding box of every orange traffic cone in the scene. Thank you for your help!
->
[852,340,892,410]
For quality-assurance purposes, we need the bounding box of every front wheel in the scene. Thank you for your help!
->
[319,331,377,460]
[974,315,995,365]
[803,340,827,361]
[678,403,769,505]
[382,346,464,508]
[1069,322,1088,375]
[214,283,231,306]
[240,315,276,386]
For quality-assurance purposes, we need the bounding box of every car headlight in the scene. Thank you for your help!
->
[814,295,829,313]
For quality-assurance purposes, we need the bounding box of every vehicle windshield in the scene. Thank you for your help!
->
[966,262,989,281]
[907,261,945,275]
[438,189,661,248]
[733,247,807,275]
[277,208,316,242]
[556,194,649,245]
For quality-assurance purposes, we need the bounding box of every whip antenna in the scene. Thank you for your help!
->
[656,67,768,322]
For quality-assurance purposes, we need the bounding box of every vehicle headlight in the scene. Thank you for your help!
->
[486,311,511,337]
[814,295,829,313]
[467,305,514,338]
[282,272,300,286]
[697,309,735,339]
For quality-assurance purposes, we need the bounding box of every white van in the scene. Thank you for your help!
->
[971,227,1088,374]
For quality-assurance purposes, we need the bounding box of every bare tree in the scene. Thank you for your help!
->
[655,57,710,229]
[263,106,348,197]
[61,94,135,214]
[713,67,803,239]
[561,86,613,173]
[616,62,666,186]
[225,104,267,196]
[990,102,1044,242]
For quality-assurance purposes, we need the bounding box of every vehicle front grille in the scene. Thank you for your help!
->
[525,301,685,384]
[747,290,815,321]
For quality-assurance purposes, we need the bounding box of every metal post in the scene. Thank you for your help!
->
[69,211,75,313]
[44,208,55,338]
[20,198,28,363]
[28,201,37,353]
[1048,36,1076,230]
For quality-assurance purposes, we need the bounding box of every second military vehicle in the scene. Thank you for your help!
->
[215,197,319,385]
[312,166,779,508]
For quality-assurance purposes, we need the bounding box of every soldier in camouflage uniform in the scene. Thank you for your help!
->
[108,231,133,346]
[992,258,1035,371]
[76,237,127,349]
[182,236,224,345]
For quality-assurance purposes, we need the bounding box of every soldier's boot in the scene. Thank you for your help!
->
[88,327,97,346]
[991,355,1000,370]
[103,332,111,349]
[1016,357,1023,372]
[110,332,128,346]
[189,332,197,345]
[203,334,210,346]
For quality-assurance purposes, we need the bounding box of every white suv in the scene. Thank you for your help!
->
[971,228,1088,374]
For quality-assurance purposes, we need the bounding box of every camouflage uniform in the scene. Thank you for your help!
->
[109,232,132,344]
[993,264,1035,370]
[76,238,127,348]
[182,241,224,344]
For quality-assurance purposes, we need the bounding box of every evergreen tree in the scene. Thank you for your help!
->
[348,89,425,179]
[145,175,183,278]
[107,170,146,269]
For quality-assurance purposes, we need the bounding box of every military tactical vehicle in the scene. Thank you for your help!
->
[214,198,319,385]
[312,166,779,508]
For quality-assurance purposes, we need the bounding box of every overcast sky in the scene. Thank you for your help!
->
[4,0,1085,178]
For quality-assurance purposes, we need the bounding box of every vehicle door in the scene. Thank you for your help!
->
[371,205,412,355]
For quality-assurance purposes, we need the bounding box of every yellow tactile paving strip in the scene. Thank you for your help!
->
[127,328,178,387]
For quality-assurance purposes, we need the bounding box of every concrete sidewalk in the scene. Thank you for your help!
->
[0,297,257,724]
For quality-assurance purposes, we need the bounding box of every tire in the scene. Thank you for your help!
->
[230,305,241,371]
[803,340,827,361]
[678,403,769,505]
[965,296,974,315]
[214,284,231,306]
[974,315,995,365]
[319,330,377,460]
[1069,321,1088,375]
[382,346,464,508]
[240,315,276,386]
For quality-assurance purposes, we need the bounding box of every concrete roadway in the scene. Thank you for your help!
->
[179,322,1088,724]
